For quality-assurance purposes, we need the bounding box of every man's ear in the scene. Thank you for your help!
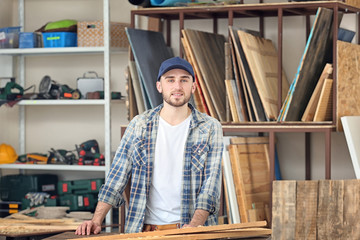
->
[191,81,196,93]
[156,81,162,93]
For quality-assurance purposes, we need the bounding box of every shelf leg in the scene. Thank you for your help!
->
[305,132,311,180]
[325,128,331,179]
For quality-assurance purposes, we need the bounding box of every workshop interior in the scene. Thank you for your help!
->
[1,0,360,239]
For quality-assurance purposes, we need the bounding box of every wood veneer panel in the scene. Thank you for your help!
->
[183,29,226,122]
[337,40,360,131]
[313,78,333,121]
[301,63,333,121]
[237,30,289,121]
[279,8,335,121]
[272,180,296,240]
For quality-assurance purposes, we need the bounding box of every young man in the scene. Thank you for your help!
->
[75,57,224,235]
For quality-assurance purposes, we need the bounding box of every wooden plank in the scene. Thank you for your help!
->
[272,180,296,240]
[125,65,138,120]
[128,60,146,114]
[346,0,360,8]
[183,29,226,122]
[228,144,249,223]
[317,180,344,239]
[225,80,240,122]
[301,63,333,121]
[279,7,336,121]
[182,31,217,119]
[229,35,250,122]
[337,40,360,131]
[313,78,333,121]
[230,136,269,145]
[295,180,318,240]
[343,179,360,239]
[126,28,173,108]
[222,147,241,224]
[181,37,208,114]
[72,221,269,240]
[237,29,289,121]
[229,26,266,122]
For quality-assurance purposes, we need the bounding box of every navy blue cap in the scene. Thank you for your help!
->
[157,57,195,81]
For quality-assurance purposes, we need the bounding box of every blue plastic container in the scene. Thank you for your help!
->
[0,26,21,48]
[19,32,38,48]
[42,32,77,48]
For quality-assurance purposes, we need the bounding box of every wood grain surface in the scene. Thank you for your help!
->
[313,78,333,122]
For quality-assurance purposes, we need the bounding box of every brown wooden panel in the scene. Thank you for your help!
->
[225,80,240,123]
[183,29,226,122]
[313,78,333,122]
[337,40,360,131]
[295,180,318,240]
[272,180,296,240]
[343,179,360,239]
[317,180,344,239]
[237,30,289,121]
[301,63,333,122]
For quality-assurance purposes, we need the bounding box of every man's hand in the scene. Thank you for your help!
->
[75,220,102,235]
[182,209,209,228]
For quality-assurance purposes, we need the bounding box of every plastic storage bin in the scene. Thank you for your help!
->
[58,178,104,195]
[19,32,38,48]
[0,26,21,48]
[42,32,77,48]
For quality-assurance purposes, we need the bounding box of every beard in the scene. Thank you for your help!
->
[162,91,192,107]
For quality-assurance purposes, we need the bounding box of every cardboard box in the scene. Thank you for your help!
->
[77,21,130,48]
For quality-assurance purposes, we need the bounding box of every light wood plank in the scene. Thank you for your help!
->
[313,78,333,121]
[343,179,360,239]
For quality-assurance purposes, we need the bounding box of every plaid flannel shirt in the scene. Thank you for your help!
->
[98,103,224,233]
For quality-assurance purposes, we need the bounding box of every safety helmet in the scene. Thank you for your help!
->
[0,143,18,164]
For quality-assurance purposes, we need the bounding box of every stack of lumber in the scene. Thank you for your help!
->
[223,137,272,225]
[70,221,271,240]
[272,179,360,239]
[0,216,79,237]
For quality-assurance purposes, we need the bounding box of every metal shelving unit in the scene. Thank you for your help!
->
[0,0,119,225]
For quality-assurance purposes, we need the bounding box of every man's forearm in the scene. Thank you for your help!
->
[92,201,113,225]
[189,209,210,227]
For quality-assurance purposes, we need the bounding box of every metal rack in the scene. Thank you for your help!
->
[129,1,360,181]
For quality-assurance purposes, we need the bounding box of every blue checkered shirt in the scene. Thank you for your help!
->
[98,103,224,233]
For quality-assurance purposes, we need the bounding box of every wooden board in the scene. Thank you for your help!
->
[343,179,360,239]
[182,29,226,122]
[128,60,146,114]
[313,78,333,121]
[279,7,336,121]
[337,40,360,131]
[70,221,269,240]
[229,27,266,122]
[317,180,344,239]
[126,28,173,108]
[295,180,318,240]
[271,180,296,240]
[182,31,217,119]
[237,30,289,121]
[341,116,360,179]
[225,79,240,123]
[301,63,333,121]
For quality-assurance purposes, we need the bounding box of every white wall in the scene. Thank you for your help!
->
[0,0,358,180]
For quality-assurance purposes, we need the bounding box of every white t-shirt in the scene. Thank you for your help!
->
[144,114,192,225]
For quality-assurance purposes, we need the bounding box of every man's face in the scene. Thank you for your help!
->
[157,68,196,107]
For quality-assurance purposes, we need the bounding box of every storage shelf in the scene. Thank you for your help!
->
[0,164,106,171]
[0,47,127,56]
[17,99,125,106]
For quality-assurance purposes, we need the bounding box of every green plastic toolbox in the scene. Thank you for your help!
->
[58,178,104,195]
[58,193,97,211]
[0,174,58,201]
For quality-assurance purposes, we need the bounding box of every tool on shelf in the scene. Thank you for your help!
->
[0,77,24,106]
[76,139,105,166]
[39,75,81,99]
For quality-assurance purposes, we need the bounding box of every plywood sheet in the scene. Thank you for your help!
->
[237,30,289,121]
[126,28,173,108]
[317,180,344,239]
[313,78,333,121]
[183,29,226,122]
[337,40,360,131]
[301,63,333,121]
[295,180,318,240]
[271,180,296,240]
[229,27,266,121]
[279,7,336,121]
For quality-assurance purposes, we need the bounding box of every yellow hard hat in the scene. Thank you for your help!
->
[0,143,18,164]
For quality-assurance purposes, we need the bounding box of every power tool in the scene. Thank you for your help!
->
[48,148,77,165]
[0,78,24,106]
[76,139,105,166]
[39,75,81,99]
